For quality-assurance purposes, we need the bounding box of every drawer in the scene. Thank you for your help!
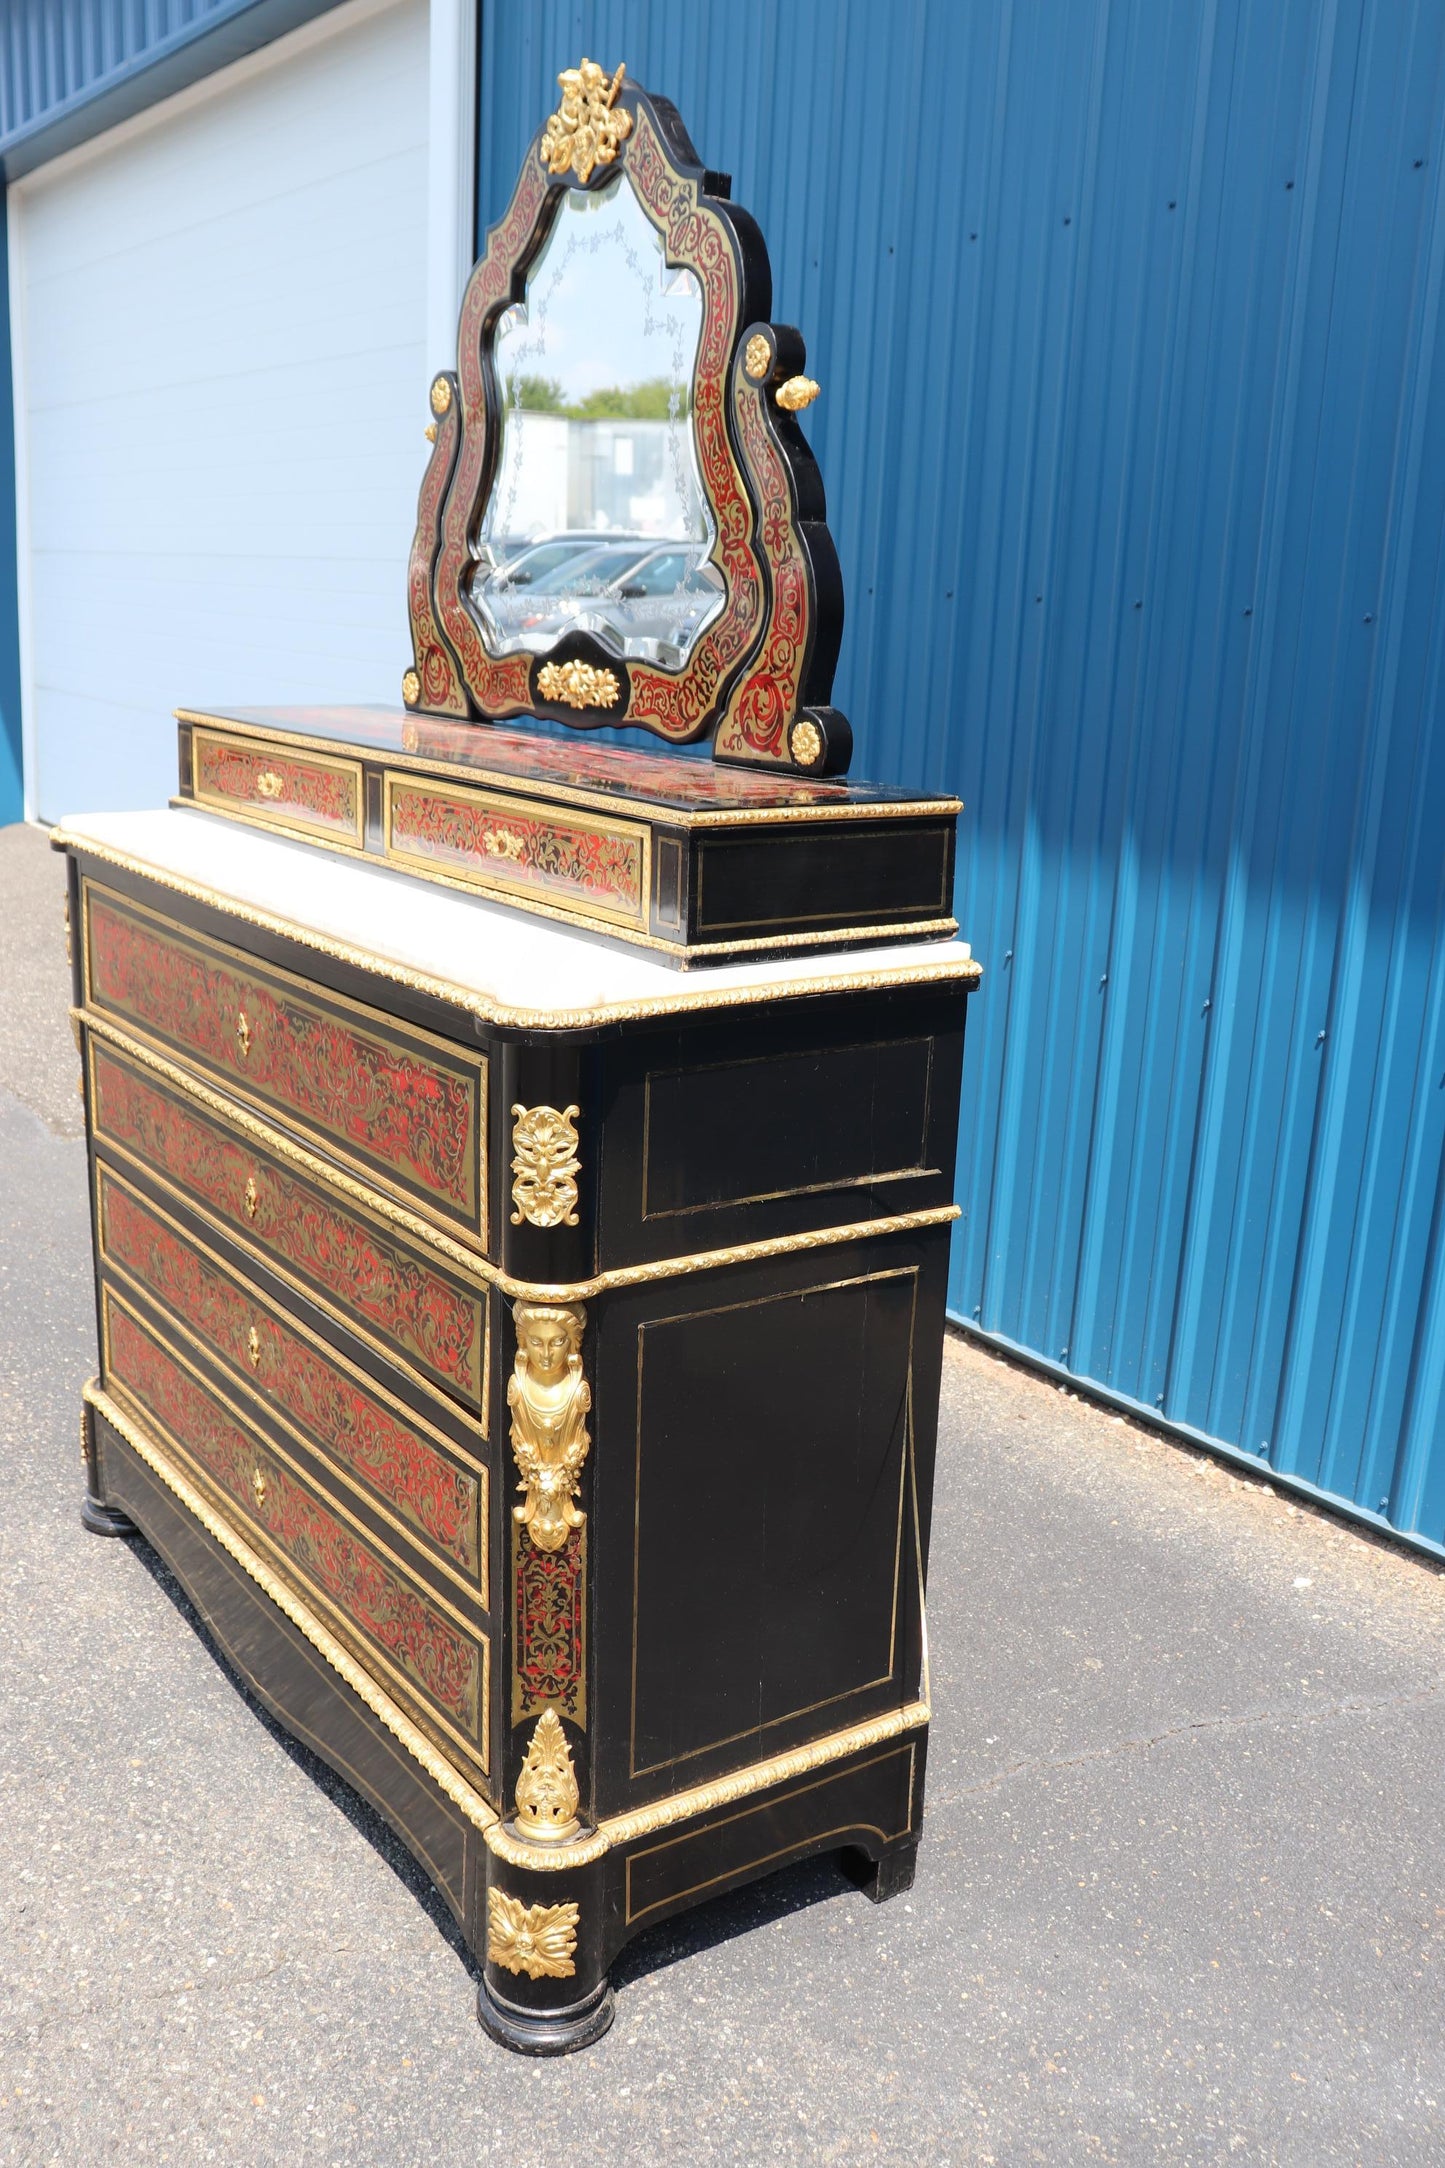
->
[102,1287,489,1775]
[97,1163,486,1594]
[82,882,487,1247]
[89,1038,488,1414]
[383,771,650,931]
[191,727,365,850]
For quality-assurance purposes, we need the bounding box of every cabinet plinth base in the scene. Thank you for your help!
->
[843,1839,919,1905]
[477,1977,615,2057]
[81,1494,138,1538]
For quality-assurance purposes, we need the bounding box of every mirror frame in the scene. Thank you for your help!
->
[403,62,851,776]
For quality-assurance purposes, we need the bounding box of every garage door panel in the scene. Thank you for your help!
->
[19,0,429,822]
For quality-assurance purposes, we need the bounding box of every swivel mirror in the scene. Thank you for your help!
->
[404,60,851,775]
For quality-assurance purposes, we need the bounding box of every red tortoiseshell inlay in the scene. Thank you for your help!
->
[622,110,764,742]
[512,1522,586,1727]
[388,780,645,926]
[86,890,480,1225]
[714,380,812,765]
[91,1045,484,1405]
[105,1300,483,1733]
[101,1173,482,1578]
[194,735,360,837]
[406,380,469,717]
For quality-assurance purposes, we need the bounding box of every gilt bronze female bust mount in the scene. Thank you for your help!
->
[404,58,851,777]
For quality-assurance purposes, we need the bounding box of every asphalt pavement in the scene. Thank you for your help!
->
[2,816,1442,2166]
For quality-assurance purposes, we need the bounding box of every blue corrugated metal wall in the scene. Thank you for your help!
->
[0,0,340,176]
[480,0,1445,1558]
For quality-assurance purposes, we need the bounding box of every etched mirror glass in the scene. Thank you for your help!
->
[469,171,725,669]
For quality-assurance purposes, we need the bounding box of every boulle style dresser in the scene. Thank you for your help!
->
[57,60,981,2054]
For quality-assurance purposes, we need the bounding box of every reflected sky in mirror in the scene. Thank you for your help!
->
[469,172,725,670]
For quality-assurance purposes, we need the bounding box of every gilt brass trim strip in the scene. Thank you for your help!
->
[56,824,981,1024]
[483,1698,932,1869]
[79,1010,961,1300]
[84,1380,499,1834]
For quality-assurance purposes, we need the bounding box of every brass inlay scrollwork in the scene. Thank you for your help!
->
[539,59,631,185]
[487,1890,578,1979]
[744,333,772,380]
[510,1104,582,1229]
[508,1301,590,1554]
[536,659,621,711]
[514,1708,581,1843]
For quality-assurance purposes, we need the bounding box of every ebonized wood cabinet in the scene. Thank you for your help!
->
[55,53,983,2053]
[58,807,977,2051]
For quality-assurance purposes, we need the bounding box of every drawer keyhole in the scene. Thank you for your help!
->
[235,1009,253,1058]
[252,1466,268,1508]
[244,1175,259,1220]
[246,1325,262,1368]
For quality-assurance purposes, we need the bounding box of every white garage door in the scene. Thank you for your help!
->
[11,0,430,823]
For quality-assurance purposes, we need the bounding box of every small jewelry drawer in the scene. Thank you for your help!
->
[82,881,487,1247]
[101,1286,490,1777]
[88,1037,488,1415]
[97,1163,486,1595]
[190,727,365,849]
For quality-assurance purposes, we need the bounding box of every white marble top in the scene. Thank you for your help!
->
[55,807,977,1030]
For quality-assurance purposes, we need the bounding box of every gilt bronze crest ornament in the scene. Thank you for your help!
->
[404,57,851,774]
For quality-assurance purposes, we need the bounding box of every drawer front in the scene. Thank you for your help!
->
[384,773,649,930]
[98,1165,485,1588]
[90,1040,487,1412]
[103,1289,488,1767]
[191,727,364,848]
[83,883,485,1243]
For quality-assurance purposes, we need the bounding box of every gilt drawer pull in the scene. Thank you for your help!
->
[252,1466,268,1508]
[256,770,285,800]
[246,1325,262,1368]
[235,1009,253,1058]
[243,1175,259,1220]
